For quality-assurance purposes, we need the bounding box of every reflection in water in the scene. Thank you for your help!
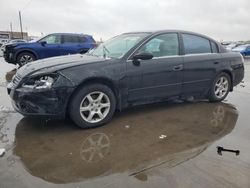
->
[14,102,238,184]
[80,133,110,163]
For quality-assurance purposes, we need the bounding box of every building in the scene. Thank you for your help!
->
[0,31,28,40]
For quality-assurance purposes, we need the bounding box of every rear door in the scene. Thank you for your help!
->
[78,36,93,53]
[181,33,222,95]
[61,35,81,55]
[126,33,184,102]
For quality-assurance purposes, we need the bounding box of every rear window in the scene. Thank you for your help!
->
[79,36,87,43]
[183,34,211,54]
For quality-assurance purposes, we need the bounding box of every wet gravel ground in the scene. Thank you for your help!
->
[0,57,250,188]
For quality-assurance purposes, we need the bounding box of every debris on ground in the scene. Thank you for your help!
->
[125,125,130,129]
[217,146,240,156]
[5,69,17,83]
[159,134,167,139]
[0,148,5,157]
[240,84,245,88]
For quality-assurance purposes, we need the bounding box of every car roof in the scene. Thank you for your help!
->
[122,30,219,44]
[51,33,93,37]
[123,29,204,35]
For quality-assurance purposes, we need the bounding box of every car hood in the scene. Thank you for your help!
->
[6,41,35,48]
[17,54,106,77]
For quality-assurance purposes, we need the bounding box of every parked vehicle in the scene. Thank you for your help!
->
[3,33,96,66]
[0,39,10,47]
[232,44,250,57]
[7,30,244,128]
[0,39,27,57]
[225,43,238,51]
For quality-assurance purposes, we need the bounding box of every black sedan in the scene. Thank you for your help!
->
[7,30,244,128]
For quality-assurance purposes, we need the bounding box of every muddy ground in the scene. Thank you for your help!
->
[0,57,250,188]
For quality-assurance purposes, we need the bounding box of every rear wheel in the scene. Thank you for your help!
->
[208,73,231,102]
[17,52,36,66]
[69,84,116,128]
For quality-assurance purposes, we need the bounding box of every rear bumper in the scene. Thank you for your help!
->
[8,86,74,118]
[232,64,244,87]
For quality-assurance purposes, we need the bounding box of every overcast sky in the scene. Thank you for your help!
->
[0,0,249,41]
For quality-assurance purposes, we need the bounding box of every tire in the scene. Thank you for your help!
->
[17,52,36,67]
[208,72,231,102]
[69,84,116,129]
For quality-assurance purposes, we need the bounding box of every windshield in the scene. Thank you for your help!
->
[88,33,148,59]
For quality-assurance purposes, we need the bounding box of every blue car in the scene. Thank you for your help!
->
[232,44,250,57]
[3,33,96,66]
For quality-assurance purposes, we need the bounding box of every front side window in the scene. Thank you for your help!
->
[88,33,148,59]
[39,34,61,44]
[183,34,211,54]
[138,33,179,57]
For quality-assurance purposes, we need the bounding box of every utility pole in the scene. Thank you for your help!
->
[10,22,13,39]
[19,11,23,39]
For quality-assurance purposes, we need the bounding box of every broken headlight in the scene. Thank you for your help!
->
[22,74,58,90]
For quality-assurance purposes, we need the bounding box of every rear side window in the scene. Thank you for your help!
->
[211,41,219,53]
[63,35,79,43]
[182,34,211,54]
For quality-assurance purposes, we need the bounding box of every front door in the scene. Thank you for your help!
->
[38,34,63,58]
[126,33,183,102]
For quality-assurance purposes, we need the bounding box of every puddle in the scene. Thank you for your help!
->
[13,102,238,184]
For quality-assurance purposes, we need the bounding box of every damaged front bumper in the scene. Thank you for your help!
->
[8,86,74,118]
[7,73,75,118]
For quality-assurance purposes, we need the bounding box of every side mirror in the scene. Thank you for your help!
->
[40,41,47,46]
[133,52,153,61]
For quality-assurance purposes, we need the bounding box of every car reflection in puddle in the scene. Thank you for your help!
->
[14,101,238,184]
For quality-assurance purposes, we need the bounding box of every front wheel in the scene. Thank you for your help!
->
[208,73,231,102]
[17,52,36,66]
[69,84,116,128]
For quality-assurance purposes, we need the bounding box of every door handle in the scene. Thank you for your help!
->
[173,64,183,71]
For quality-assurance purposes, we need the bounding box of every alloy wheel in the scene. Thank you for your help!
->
[19,55,34,65]
[79,91,111,123]
[214,76,229,99]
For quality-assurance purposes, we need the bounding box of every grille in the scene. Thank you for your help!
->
[12,74,22,86]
